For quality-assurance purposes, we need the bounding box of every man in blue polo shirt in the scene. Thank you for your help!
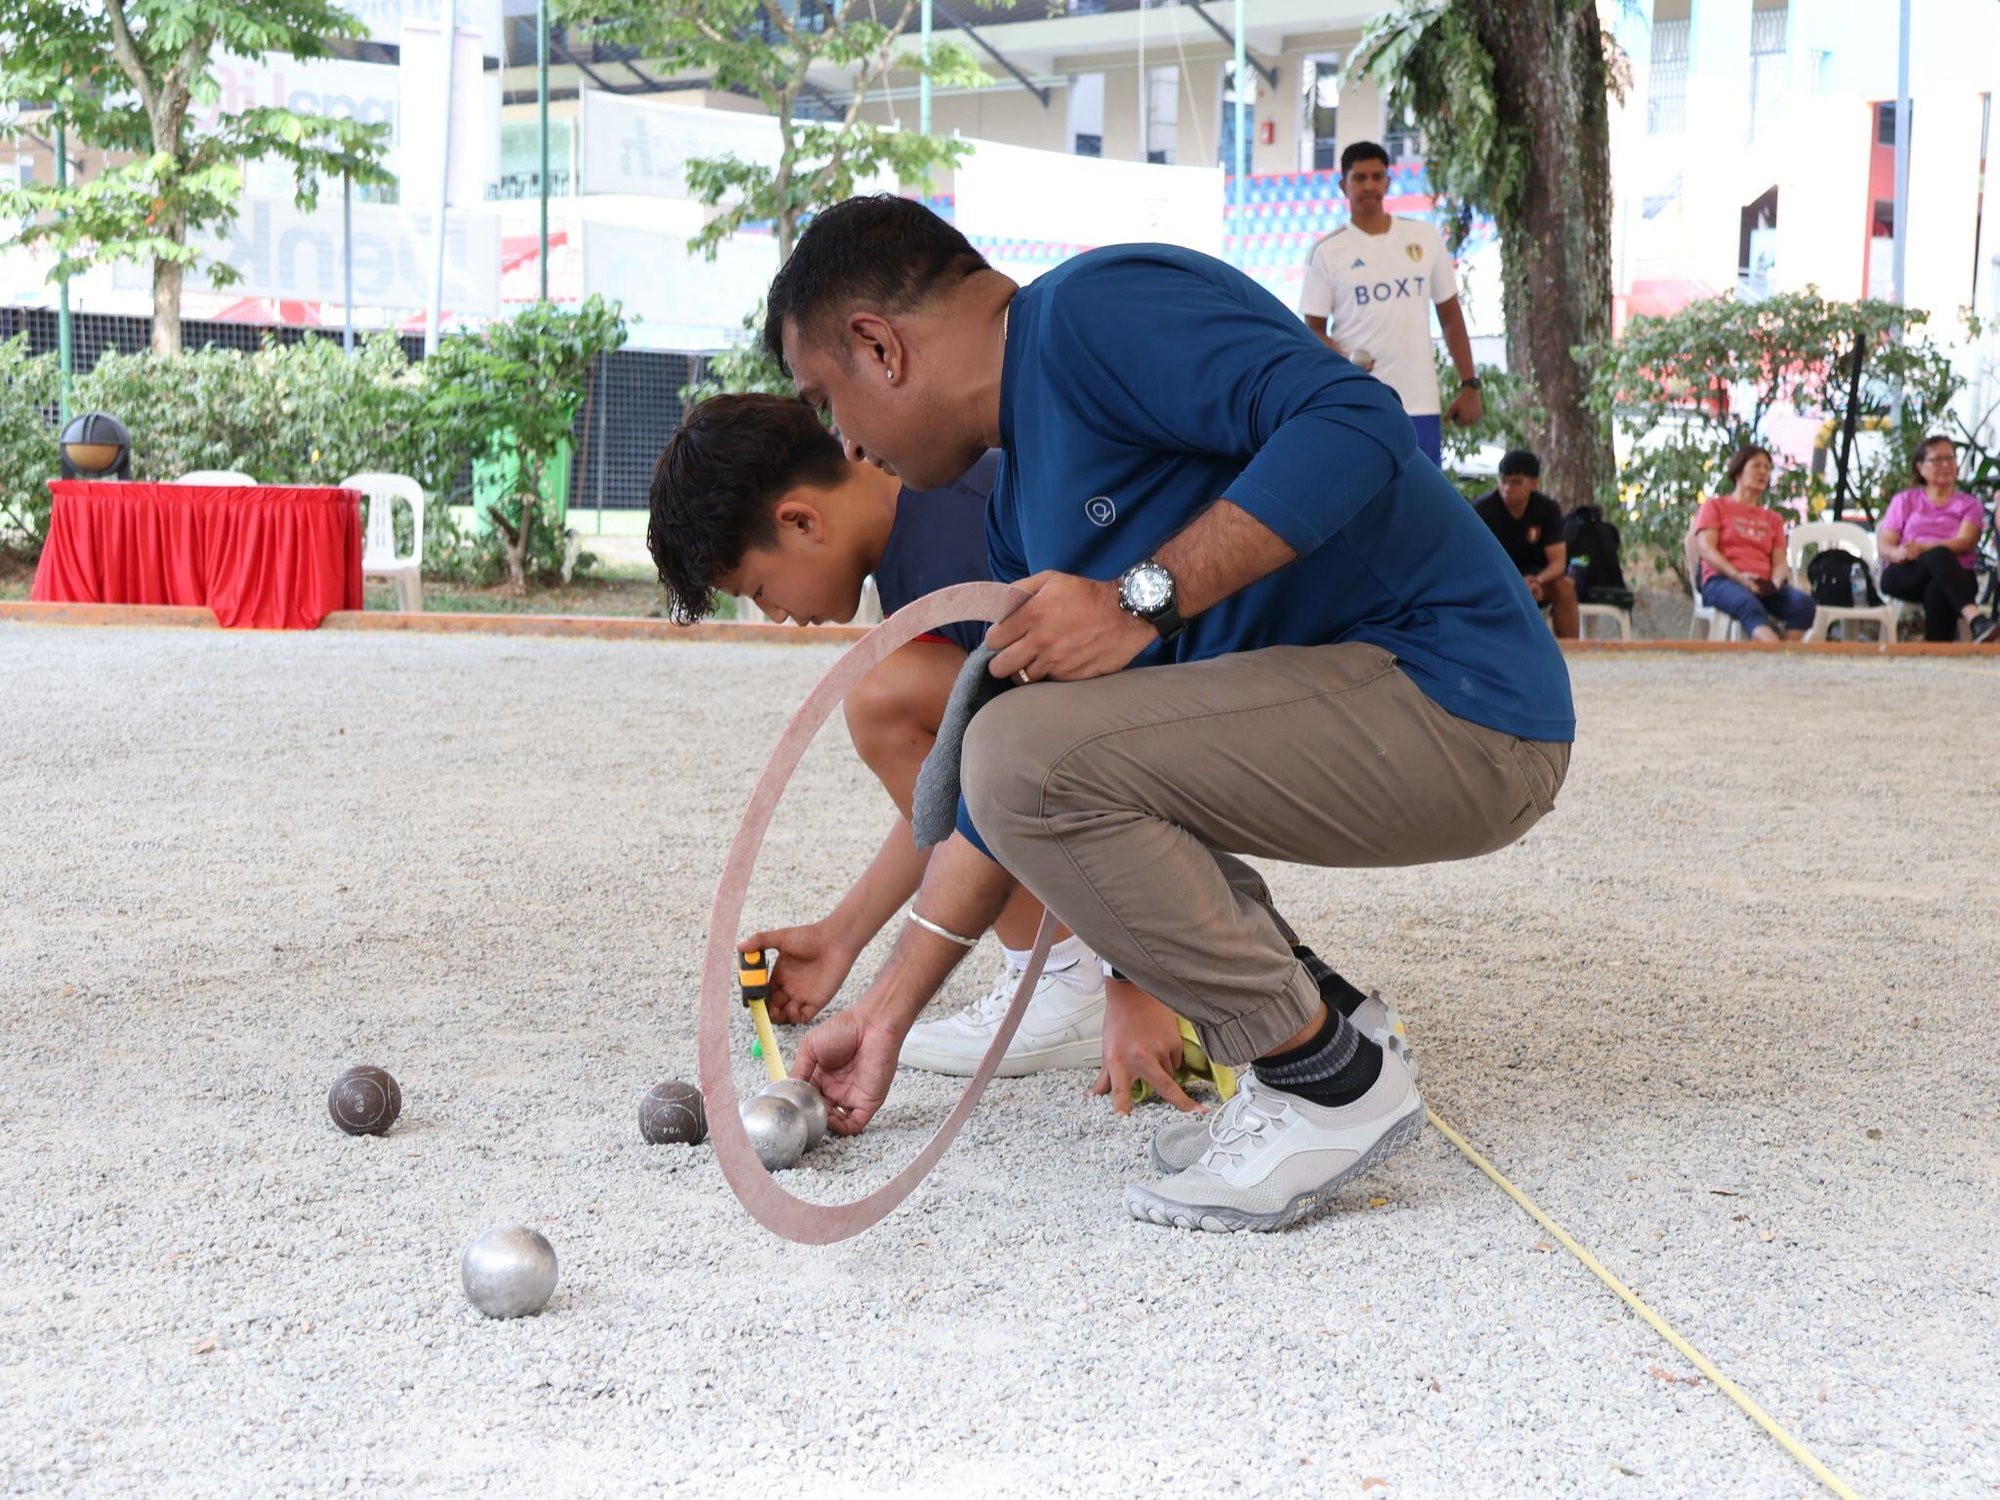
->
[772,195,1574,1234]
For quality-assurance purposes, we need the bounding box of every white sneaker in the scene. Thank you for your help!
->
[1149,994,1415,1174]
[899,957,1105,1077]
[1126,1051,1424,1233]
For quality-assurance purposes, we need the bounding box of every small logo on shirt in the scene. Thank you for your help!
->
[1350,257,1366,268]
[1084,496,1116,527]
[1405,243,1423,262]
[1526,526,1542,542]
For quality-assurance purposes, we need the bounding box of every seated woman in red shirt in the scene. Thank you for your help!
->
[1691,445,1815,642]
[1878,434,1999,643]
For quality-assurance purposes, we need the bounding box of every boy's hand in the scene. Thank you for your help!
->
[742,922,857,1024]
[1091,980,1204,1117]
[792,1007,905,1136]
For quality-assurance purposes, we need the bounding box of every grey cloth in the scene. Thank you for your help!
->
[911,645,1015,849]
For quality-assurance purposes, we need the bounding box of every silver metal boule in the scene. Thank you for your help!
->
[756,1078,828,1150]
[461,1224,558,1319]
[740,1093,808,1171]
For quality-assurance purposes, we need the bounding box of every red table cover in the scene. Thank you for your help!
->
[32,481,364,629]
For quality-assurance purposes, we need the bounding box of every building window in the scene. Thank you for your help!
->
[495,119,572,200]
[1876,100,1909,146]
[1068,71,1105,159]
[1218,60,1251,171]
[1145,65,1178,165]
[1749,3,1788,144]
[1648,13,1690,135]
[1738,186,1778,296]
[1383,107,1421,164]
[1300,54,1339,173]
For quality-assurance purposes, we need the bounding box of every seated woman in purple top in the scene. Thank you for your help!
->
[1879,435,1998,643]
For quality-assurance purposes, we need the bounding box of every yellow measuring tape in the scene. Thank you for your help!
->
[1424,1106,1860,1500]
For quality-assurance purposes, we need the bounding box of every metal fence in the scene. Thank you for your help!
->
[0,308,708,511]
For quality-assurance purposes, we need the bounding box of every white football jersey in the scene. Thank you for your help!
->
[1300,217,1458,418]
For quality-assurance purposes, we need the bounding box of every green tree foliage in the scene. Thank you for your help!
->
[570,0,984,264]
[569,0,989,397]
[423,295,630,590]
[0,338,61,548]
[0,0,393,356]
[1353,0,1620,512]
[1580,289,1989,585]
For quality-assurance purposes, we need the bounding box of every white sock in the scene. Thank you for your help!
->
[1002,934,1090,974]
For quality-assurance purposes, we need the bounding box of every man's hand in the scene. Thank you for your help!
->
[1090,980,1204,1117]
[1748,575,1777,598]
[1446,385,1485,427]
[741,922,857,1024]
[1524,574,1546,602]
[792,1006,906,1136]
[984,572,1157,683]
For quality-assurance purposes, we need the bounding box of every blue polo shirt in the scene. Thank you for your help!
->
[874,451,1000,655]
[957,244,1573,850]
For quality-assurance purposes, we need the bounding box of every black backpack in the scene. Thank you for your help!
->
[1563,505,1636,608]
[1806,547,1880,607]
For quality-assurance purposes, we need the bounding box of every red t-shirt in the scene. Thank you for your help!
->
[1693,494,1784,582]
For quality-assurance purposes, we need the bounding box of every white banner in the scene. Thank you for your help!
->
[953,138,1224,258]
[399,23,497,207]
[116,197,501,315]
[579,93,782,200]
[583,220,778,347]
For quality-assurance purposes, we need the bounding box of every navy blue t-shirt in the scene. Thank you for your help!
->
[959,244,1574,849]
[874,450,1000,654]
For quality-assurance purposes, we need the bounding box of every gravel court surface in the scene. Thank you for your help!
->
[0,626,1994,1498]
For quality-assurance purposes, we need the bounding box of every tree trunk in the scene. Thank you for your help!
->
[151,255,183,356]
[1471,0,1615,512]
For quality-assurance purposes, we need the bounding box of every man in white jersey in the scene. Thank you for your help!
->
[1300,140,1483,467]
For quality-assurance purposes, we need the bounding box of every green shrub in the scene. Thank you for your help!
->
[1581,289,1984,586]
[0,336,60,553]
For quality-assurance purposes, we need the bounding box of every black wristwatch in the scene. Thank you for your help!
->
[1117,558,1185,642]
[1460,377,1482,390]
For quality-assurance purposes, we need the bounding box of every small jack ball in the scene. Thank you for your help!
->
[639,1080,707,1145]
[328,1065,401,1136]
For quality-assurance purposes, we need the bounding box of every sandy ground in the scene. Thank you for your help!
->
[0,625,1995,1499]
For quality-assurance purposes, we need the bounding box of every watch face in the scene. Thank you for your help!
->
[1124,562,1174,613]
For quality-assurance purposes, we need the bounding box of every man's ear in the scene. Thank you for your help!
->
[848,312,908,381]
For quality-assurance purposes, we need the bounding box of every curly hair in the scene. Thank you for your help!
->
[646,393,849,623]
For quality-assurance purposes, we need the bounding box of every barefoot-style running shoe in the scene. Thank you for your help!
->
[1127,1051,1424,1233]
[1148,991,1415,1174]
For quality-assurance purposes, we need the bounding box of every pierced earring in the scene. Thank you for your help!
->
[885,368,894,381]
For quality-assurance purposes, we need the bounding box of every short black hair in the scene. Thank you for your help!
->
[646,393,849,623]
[1498,449,1541,480]
[1340,141,1390,175]
[762,194,989,370]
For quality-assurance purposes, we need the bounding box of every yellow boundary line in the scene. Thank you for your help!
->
[1424,1106,1860,1499]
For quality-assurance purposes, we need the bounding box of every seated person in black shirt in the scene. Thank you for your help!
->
[1472,449,1578,639]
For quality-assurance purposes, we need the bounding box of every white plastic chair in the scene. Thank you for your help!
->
[341,471,425,612]
[1787,520,1900,644]
[173,469,256,486]
[1578,602,1636,640]
[1685,530,1744,642]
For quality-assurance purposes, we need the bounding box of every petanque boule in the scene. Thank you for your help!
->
[755,1078,828,1150]
[740,1092,808,1171]
[461,1224,559,1319]
[327,1064,401,1136]
[639,1079,707,1145]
